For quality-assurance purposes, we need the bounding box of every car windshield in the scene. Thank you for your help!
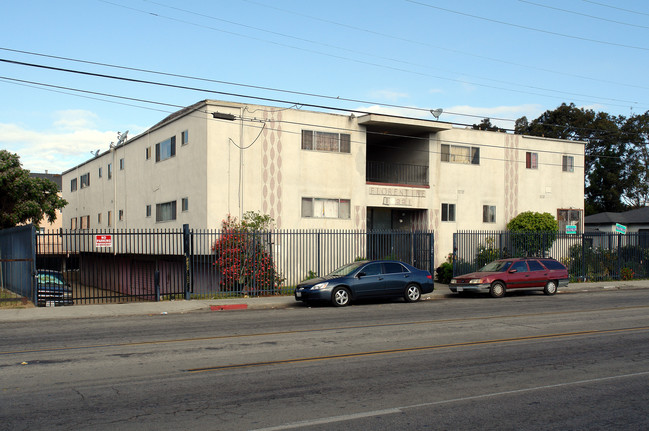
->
[37,273,66,285]
[478,260,512,272]
[327,261,366,277]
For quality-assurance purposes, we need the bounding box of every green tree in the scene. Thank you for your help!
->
[620,112,649,208]
[507,211,558,257]
[0,150,67,229]
[472,118,506,132]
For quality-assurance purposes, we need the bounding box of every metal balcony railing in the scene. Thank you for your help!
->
[366,161,429,186]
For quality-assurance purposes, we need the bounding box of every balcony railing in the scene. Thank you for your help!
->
[366,161,429,186]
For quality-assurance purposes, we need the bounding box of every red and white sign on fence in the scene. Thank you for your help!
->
[95,234,113,248]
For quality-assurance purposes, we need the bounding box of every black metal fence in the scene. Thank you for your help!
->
[453,230,649,281]
[1,226,434,306]
[0,225,36,305]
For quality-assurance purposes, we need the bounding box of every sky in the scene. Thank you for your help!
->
[1,0,648,173]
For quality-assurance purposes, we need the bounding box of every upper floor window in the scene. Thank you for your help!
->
[156,136,176,162]
[441,144,479,164]
[70,178,77,192]
[182,197,189,212]
[70,217,77,230]
[107,163,113,179]
[98,167,102,178]
[483,205,496,223]
[441,203,456,222]
[301,130,350,153]
[181,130,189,146]
[156,200,177,222]
[80,215,90,230]
[526,152,538,169]
[146,205,151,218]
[119,158,125,170]
[80,173,90,189]
[146,147,151,160]
[562,155,574,172]
[301,197,350,219]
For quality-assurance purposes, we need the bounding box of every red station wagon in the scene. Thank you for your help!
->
[449,257,569,298]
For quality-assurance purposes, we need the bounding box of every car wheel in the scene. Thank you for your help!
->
[490,281,505,298]
[404,284,421,302]
[332,287,350,307]
[544,280,557,296]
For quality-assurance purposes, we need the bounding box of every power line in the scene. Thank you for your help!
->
[93,1,643,110]
[406,0,649,52]
[580,0,649,17]
[519,0,649,30]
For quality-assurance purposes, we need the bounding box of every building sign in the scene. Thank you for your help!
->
[615,223,627,234]
[95,234,113,248]
[369,186,425,207]
[565,225,577,235]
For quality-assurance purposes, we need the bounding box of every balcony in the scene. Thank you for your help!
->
[366,161,429,186]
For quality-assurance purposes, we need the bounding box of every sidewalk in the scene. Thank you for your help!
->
[2,280,648,322]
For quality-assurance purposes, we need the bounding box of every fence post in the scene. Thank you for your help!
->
[430,232,435,275]
[155,270,160,302]
[183,224,191,300]
[581,233,587,281]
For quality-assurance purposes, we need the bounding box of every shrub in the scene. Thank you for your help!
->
[436,262,453,284]
[212,213,283,294]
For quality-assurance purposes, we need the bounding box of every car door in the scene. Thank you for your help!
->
[527,259,548,287]
[352,262,384,298]
[505,261,531,290]
[381,262,410,296]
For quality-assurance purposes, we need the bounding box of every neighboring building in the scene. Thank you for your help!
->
[585,207,649,234]
[61,100,585,266]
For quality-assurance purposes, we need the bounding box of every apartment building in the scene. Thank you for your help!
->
[62,100,585,266]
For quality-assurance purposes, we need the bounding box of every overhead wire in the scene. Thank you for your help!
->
[94,0,643,110]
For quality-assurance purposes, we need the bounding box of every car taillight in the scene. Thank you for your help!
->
[427,275,432,279]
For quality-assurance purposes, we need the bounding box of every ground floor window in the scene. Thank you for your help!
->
[156,200,177,222]
[441,203,456,222]
[483,205,496,223]
[301,197,350,219]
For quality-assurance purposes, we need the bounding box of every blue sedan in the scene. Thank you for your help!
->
[294,260,434,307]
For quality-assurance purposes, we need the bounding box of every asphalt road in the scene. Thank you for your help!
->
[2,289,649,430]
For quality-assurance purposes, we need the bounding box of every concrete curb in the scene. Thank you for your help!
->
[1,281,648,322]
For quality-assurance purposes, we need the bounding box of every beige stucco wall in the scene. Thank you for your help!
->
[62,100,585,268]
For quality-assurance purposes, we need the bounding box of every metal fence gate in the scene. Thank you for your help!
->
[0,225,36,305]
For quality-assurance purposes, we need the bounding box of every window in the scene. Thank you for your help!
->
[441,144,479,164]
[146,147,151,160]
[384,262,406,274]
[483,205,496,223]
[107,163,112,179]
[557,209,581,233]
[528,260,545,271]
[156,200,177,222]
[108,211,112,227]
[362,263,382,276]
[156,136,176,162]
[146,205,151,218]
[511,261,528,273]
[562,155,574,172]
[70,217,77,230]
[182,197,189,212]
[97,213,102,224]
[441,203,455,222]
[80,172,90,189]
[119,210,124,221]
[80,215,90,230]
[301,198,351,219]
[70,178,77,192]
[98,167,102,178]
[119,158,124,170]
[301,130,351,153]
[526,152,538,169]
[181,130,189,146]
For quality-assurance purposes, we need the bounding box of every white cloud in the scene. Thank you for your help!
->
[53,109,99,130]
[0,119,145,174]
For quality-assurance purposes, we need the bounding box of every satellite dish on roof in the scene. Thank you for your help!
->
[116,130,129,146]
[430,108,443,120]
